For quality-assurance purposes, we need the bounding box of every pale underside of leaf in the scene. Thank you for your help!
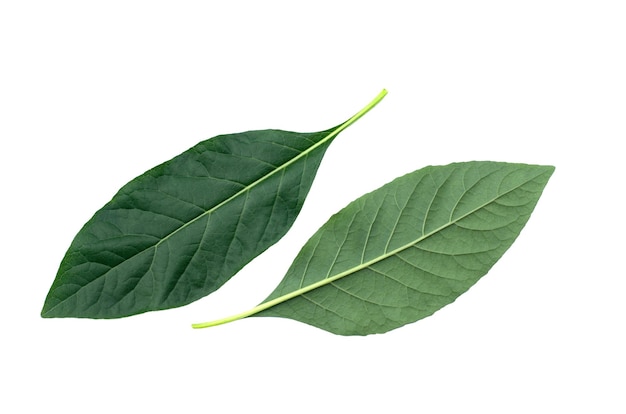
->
[193,161,554,335]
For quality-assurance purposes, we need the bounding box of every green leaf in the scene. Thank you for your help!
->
[41,90,387,319]
[193,161,554,335]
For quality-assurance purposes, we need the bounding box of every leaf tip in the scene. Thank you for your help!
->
[40,302,57,318]
[542,164,556,180]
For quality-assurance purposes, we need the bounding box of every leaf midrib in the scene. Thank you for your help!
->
[45,128,337,315]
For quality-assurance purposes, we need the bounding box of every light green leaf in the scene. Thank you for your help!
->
[41,90,387,319]
[193,161,554,335]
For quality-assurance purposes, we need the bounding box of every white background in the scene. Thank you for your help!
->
[1,1,624,412]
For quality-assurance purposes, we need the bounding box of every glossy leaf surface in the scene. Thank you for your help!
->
[194,161,554,335]
[42,91,387,318]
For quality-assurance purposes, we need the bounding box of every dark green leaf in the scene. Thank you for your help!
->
[193,161,554,335]
[42,90,387,319]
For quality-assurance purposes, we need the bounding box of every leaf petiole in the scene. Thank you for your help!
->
[328,88,387,139]
[191,89,388,330]
[192,277,337,329]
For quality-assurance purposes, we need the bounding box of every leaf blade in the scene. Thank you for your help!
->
[193,161,554,334]
[42,90,387,319]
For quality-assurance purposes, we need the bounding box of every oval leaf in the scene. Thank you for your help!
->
[41,90,387,319]
[193,161,554,335]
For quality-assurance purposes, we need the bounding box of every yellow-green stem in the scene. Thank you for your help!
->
[192,89,387,330]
